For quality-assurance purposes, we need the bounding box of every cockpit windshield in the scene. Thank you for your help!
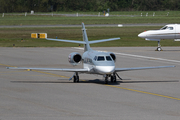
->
[160,26,168,30]
[160,26,173,30]
[94,56,112,61]
[97,56,105,61]
[106,56,112,61]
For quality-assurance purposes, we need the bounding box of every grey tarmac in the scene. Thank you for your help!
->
[0,47,179,120]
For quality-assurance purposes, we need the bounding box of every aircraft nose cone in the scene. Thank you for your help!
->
[138,32,146,38]
[96,66,115,74]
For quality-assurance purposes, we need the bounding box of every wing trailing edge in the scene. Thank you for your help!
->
[7,67,89,72]
[115,65,175,72]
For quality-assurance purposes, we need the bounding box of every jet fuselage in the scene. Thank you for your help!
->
[82,50,115,75]
[138,24,180,41]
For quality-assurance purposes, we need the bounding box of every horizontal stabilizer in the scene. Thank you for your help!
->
[89,38,120,44]
[46,37,120,44]
[46,38,86,44]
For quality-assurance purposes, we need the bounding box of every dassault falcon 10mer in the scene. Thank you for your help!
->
[138,24,180,51]
[7,23,175,84]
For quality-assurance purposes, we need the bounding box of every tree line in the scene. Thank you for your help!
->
[1,0,180,13]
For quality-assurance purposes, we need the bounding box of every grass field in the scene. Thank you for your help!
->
[1,11,180,26]
[1,16,180,26]
[0,11,180,47]
[1,26,180,47]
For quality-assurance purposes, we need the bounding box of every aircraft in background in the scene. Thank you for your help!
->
[7,23,175,84]
[138,24,180,51]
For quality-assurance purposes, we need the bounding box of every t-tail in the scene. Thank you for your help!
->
[46,23,120,50]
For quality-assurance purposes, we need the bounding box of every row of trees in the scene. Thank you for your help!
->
[1,0,180,13]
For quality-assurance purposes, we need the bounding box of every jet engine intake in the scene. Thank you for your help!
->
[68,52,82,66]
[109,53,116,62]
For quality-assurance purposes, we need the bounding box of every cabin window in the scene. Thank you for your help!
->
[106,56,112,61]
[97,56,105,61]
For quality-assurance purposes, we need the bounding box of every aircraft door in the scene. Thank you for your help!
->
[174,24,176,39]
[165,26,175,39]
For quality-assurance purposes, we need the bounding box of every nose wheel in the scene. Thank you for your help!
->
[104,73,117,84]
[156,41,162,51]
[156,47,162,51]
[111,73,117,83]
[105,76,108,84]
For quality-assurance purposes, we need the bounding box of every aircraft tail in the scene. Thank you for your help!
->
[46,23,120,51]
[82,22,91,52]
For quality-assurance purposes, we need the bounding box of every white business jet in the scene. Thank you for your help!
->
[7,23,175,84]
[138,24,180,51]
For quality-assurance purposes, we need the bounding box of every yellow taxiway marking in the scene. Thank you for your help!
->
[1,63,180,101]
[106,85,180,101]
[0,63,69,79]
[32,70,69,78]
[0,63,16,67]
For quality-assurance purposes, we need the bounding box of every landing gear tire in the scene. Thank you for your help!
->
[105,76,108,84]
[111,75,117,83]
[73,76,77,83]
[76,76,79,83]
[73,73,79,83]
[114,76,117,82]
[156,41,162,51]
[111,76,113,82]
[156,47,162,51]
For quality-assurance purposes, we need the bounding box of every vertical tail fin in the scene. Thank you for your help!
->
[82,22,91,52]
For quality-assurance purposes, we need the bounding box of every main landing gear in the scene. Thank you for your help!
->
[73,72,79,83]
[156,41,162,51]
[71,72,123,84]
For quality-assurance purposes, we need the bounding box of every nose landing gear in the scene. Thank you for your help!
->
[111,73,117,83]
[156,41,163,51]
[104,73,122,84]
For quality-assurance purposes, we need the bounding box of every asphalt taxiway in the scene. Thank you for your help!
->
[0,47,180,120]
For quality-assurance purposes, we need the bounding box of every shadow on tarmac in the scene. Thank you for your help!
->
[11,79,179,85]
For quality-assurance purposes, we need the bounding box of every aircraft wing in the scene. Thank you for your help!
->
[6,67,89,72]
[89,38,120,44]
[46,38,86,44]
[115,66,175,72]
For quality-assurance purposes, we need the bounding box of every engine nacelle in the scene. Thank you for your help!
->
[68,52,82,66]
[109,53,116,62]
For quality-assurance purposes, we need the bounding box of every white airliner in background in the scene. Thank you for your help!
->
[138,24,180,51]
[7,23,175,84]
